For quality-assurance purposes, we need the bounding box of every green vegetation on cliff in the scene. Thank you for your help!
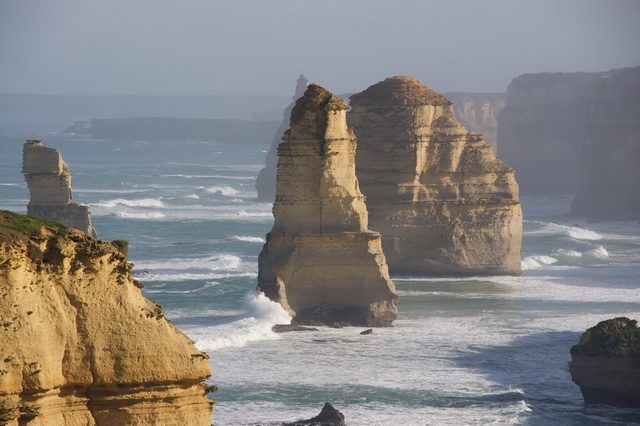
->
[0,210,67,240]
[571,317,640,358]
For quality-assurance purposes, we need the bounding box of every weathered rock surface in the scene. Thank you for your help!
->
[0,211,213,425]
[349,76,522,276]
[444,92,505,151]
[257,84,398,327]
[497,71,604,195]
[569,317,640,407]
[571,67,640,221]
[256,75,309,202]
[285,402,347,426]
[22,140,97,238]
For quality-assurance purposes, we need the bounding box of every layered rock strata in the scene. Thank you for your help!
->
[22,140,97,238]
[444,92,505,151]
[571,67,640,221]
[0,210,213,425]
[349,76,522,276]
[257,84,398,326]
[256,75,309,202]
[497,71,604,195]
[569,317,640,408]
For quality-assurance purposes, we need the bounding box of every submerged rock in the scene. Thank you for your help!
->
[349,76,522,276]
[22,139,98,238]
[257,84,398,327]
[0,210,213,424]
[285,402,347,426]
[569,317,640,407]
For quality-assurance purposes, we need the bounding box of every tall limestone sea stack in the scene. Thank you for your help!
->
[0,211,213,424]
[257,84,398,326]
[349,76,522,276]
[22,140,97,238]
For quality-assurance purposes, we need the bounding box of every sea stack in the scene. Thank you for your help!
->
[257,84,398,327]
[571,66,640,221]
[0,211,213,424]
[569,317,640,408]
[349,76,522,276]
[22,140,98,238]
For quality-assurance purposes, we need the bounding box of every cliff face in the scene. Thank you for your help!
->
[444,92,505,151]
[497,72,603,195]
[0,211,213,425]
[349,76,522,276]
[257,84,398,326]
[569,317,640,407]
[22,140,97,238]
[571,67,640,221]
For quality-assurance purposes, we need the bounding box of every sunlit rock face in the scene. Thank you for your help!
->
[0,211,213,425]
[571,66,640,221]
[349,76,522,276]
[22,140,98,238]
[497,71,603,195]
[444,92,505,152]
[257,84,398,327]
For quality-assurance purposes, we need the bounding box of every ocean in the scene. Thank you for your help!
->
[1,133,639,425]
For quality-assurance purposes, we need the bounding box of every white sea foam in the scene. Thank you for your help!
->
[567,227,603,241]
[521,255,558,270]
[133,253,255,281]
[524,221,603,241]
[161,174,254,180]
[585,245,609,260]
[143,281,219,294]
[228,235,266,243]
[115,211,166,219]
[189,291,291,351]
[95,197,165,208]
[202,185,238,196]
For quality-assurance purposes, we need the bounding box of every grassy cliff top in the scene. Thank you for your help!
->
[570,317,640,358]
[0,210,67,240]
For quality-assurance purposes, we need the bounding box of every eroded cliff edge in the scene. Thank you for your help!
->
[0,211,213,425]
[257,84,398,326]
[349,76,522,276]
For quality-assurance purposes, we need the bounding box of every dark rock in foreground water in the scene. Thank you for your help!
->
[285,403,347,426]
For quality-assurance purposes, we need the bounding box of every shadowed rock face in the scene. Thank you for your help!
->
[22,140,97,238]
[349,76,522,276]
[569,317,640,408]
[0,211,213,425]
[257,84,398,327]
[571,66,640,221]
[444,92,505,152]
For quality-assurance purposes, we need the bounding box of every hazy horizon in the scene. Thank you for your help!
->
[1,0,639,97]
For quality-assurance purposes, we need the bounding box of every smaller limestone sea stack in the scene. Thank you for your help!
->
[569,317,640,408]
[257,84,398,327]
[349,77,522,276]
[22,140,97,238]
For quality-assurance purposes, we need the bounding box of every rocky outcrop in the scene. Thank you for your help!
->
[444,92,505,151]
[22,140,97,238]
[256,75,309,202]
[285,403,347,426]
[0,210,213,425]
[497,71,604,195]
[571,67,640,221]
[257,84,398,327]
[349,76,522,276]
[569,317,640,408]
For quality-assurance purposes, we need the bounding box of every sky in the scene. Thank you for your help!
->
[1,0,639,97]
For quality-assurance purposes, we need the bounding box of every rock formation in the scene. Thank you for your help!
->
[571,66,640,221]
[0,210,214,425]
[444,92,506,151]
[497,71,604,195]
[22,140,98,238]
[257,84,398,327]
[349,76,522,276]
[285,403,347,426]
[569,317,640,408]
[256,74,309,202]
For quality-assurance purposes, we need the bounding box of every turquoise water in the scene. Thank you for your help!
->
[1,134,639,425]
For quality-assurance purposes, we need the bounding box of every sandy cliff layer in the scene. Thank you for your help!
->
[0,211,213,425]
[349,76,521,276]
[22,140,97,238]
[444,92,505,151]
[571,67,640,221]
[258,84,398,326]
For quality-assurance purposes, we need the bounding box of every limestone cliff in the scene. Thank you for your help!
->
[444,92,505,151]
[257,84,398,326]
[256,75,309,202]
[349,76,522,276]
[0,211,213,425]
[571,67,640,221]
[569,317,640,407]
[497,71,604,195]
[22,140,97,238]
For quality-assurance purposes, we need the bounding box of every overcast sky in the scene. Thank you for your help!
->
[1,0,639,96]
